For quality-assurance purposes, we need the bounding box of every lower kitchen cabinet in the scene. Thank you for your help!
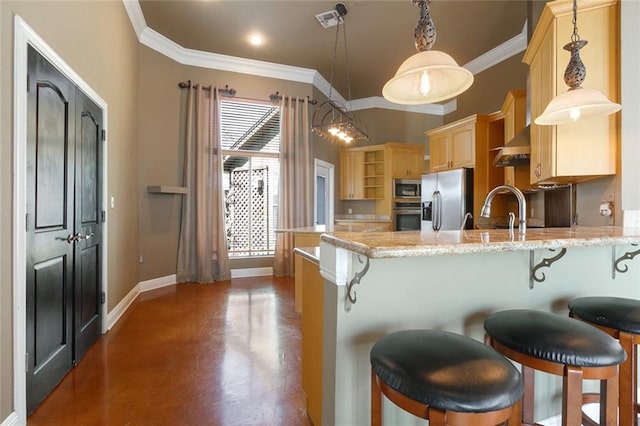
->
[295,251,323,426]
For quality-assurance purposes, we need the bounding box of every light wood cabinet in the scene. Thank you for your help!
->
[500,89,532,190]
[388,144,425,178]
[295,252,323,426]
[339,150,364,200]
[340,147,386,200]
[363,149,385,199]
[426,116,476,172]
[523,0,618,184]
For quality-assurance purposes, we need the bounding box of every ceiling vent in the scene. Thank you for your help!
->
[315,4,347,29]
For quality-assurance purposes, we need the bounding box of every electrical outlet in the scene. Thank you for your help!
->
[138,256,144,264]
[348,208,353,214]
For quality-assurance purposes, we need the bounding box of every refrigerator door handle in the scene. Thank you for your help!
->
[433,190,442,231]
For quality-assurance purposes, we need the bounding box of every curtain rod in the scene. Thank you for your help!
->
[177,80,237,97]
[269,91,317,105]
[177,82,317,105]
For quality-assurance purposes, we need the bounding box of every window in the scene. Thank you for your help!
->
[220,99,280,258]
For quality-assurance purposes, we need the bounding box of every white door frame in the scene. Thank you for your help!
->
[13,16,109,423]
[314,159,334,226]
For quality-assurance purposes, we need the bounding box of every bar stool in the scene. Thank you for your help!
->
[569,296,640,426]
[370,329,523,426]
[484,309,627,426]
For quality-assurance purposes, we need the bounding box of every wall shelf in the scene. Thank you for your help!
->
[147,185,187,194]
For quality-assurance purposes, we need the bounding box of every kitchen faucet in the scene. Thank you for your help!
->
[480,185,527,233]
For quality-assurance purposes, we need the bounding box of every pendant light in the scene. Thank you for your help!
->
[534,0,621,125]
[382,0,474,105]
[312,3,368,144]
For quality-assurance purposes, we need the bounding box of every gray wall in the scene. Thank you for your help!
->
[1,0,140,420]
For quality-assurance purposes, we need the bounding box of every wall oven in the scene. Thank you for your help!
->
[393,200,422,231]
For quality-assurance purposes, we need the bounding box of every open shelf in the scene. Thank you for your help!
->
[147,185,188,194]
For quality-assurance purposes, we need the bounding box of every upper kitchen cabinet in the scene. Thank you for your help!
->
[500,89,532,189]
[426,115,478,173]
[339,149,365,200]
[387,143,425,179]
[339,146,386,200]
[523,0,619,184]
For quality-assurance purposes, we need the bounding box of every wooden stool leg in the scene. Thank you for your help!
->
[427,407,446,426]
[563,366,584,426]
[599,374,619,426]
[507,399,522,426]
[371,369,382,426]
[619,331,637,426]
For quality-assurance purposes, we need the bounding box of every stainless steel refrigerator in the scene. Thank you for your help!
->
[421,168,474,231]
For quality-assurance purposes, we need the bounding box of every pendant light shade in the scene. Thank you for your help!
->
[382,50,474,104]
[383,0,473,105]
[534,86,621,125]
[534,0,620,125]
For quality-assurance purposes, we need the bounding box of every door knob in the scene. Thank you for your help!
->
[65,233,81,243]
[80,232,94,240]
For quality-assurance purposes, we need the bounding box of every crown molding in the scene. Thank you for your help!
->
[124,0,525,116]
[348,97,452,115]
[464,21,527,75]
[122,0,146,39]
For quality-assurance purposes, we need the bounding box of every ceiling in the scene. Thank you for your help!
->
[139,0,529,101]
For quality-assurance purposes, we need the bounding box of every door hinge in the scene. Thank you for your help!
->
[101,129,106,141]
[27,74,30,92]
[101,210,106,223]
[25,353,29,373]
[100,292,106,304]
[25,213,29,232]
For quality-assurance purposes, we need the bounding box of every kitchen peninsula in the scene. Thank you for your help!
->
[315,226,640,425]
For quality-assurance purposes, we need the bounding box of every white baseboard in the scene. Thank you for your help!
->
[1,412,19,426]
[139,274,177,292]
[106,283,140,331]
[106,270,267,330]
[231,267,273,278]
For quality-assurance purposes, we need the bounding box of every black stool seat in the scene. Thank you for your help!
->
[484,309,626,367]
[370,329,523,413]
[569,296,640,334]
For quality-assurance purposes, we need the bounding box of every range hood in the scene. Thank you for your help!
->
[492,125,530,167]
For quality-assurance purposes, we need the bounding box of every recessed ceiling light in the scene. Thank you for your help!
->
[249,34,264,46]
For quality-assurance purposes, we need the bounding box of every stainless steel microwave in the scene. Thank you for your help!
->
[393,179,421,198]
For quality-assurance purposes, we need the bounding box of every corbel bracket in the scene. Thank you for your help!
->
[613,244,640,278]
[344,255,370,312]
[529,248,567,289]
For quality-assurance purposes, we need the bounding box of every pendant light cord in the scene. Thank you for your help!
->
[327,17,353,105]
[571,0,580,43]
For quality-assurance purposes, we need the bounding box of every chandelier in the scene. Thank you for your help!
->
[534,0,621,125]
[382,0,474,105]
[312,3,368,144]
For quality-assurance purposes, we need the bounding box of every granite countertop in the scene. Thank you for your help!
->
[320,226,640,259]
[277,223,389,233]
[293,247,320,264]
[333,214,391,223]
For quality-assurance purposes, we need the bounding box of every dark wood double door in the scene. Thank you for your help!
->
[25,45,104,414]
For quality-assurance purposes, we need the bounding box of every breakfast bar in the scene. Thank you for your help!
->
[315,226,640,425]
